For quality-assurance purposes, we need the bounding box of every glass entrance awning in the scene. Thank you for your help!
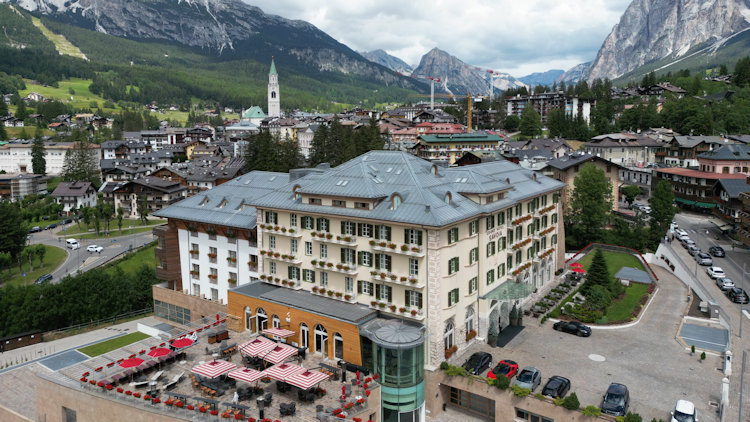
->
[480,281,534,302]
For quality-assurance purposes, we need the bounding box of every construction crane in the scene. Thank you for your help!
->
[396,72,441,109]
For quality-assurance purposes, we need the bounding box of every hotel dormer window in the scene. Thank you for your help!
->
[391,194,402,210]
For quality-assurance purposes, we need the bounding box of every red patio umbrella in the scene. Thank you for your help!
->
[261,362,305,381]
[227,368,264,384]
[262,327,295,338]
[286,369,329,390]
[239,337,276,357]
[571,267,586,273]
[570,262,583,268]
[171,338,194,349]
[147,347,172,358]
[119,357,144,369]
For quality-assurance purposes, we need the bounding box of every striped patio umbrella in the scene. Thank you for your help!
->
[570,262,583,268]
[227,368,264,384]
[261,362,305,381]
[286,369,329,390]
[239,337,276,357]
[571,267,586,273]
[191,359,236,379]
[262,327,295,338]
[261,343,298,364]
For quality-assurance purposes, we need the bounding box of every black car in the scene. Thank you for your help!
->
[553,321,591,337]
[542,375,571,399]
[461,352,492,375]
[61,218,73,225]
[34,274,53,285]
[728,288,750,304]
[708,246,725,257]
[45,223,58,230]
[601,383,630,416]
[28,226,42,233]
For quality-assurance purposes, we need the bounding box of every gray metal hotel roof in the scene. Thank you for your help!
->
[249,151,565,228]
[153,171,289,228]
[156,151,565,229]
[232,282,376,324]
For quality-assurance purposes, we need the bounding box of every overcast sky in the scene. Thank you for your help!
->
[249,0,632,77]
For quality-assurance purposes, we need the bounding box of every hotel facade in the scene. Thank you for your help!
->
[154,151,566,422]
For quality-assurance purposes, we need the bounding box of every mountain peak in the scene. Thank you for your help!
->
[359,49,413,74]
[586,0,750,81]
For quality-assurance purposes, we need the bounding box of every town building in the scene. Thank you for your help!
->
[100,140,148,160]
[412,132,504,165]
[150,156,246,197]
[653,167,746,210]
[505,92,595,123]
[0,173,47,201]
[0,141,100,175]
[697,144,750,174]
[739,179,750,247]
[619,166,654,198]
[112,177,187,220]
[51,181,97,214]
[714,178,750,224]
[663,135,729,167]
[546,152,623,212]
[584,133,665,167]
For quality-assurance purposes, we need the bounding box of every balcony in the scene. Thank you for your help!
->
[309,260,358,275]
[227,279,237,288]
[189,271,199,280]
[189,250,199,259]
[311,232,357,247]
[226,258,237,268]
[207,254,217,264]
[310,287,357,303]
[368,270,425,289]
[539,226,556,237]
[257,224,302,238]
[208,274,218,284]
[260,250,302,265]
[258,274,303,290]
[368,301,425,321]
[369,241,425,258]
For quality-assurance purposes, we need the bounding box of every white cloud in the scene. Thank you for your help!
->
[246,0,631,77]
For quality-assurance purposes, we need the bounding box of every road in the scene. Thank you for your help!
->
[27,222,157,282]
[672,211,750,421]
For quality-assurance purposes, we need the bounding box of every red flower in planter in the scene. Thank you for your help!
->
[337,415,345,419]
[97,381,105,387]
[89,380,96,385]
[152,398,161,404]
[199,407,207,413]
[125,390,132,396]
[116,387,123,393]
[365,390,371,397]
[133,393,141,398]
[187,405,195,411]
[222,412,231,418]
[175,401,184,408]
[333,408,343,415]
[364,377,372,383]
[372,374,379,380]
[80,377,87,383]
[210,410,219,416]
[106,385,113,390]
[363,383,369,389]
[82,372,90,377]
[234,414,244,420]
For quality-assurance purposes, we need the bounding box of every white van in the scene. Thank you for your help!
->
[66,239,80,250]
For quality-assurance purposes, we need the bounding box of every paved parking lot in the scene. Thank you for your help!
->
[459,266,722,422]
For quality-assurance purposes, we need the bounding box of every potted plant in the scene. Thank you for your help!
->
[289,228,295,233]
[411,247,420,253]
[326,233,333,239]
[312,286,319,293]
[370,301,377,307]
[401,245,409,252]
[410,309,418,317]
[343,265,350,271]
[378,302,386,309]
[370,270,378,276]
[273,252,280,258]
[336,235,342,241]
[379,242,387,247]
[260,274,267,280]
[409,278,417,284]
[344,236,352,242]
[311,259,318,265]
[380,272,387,279]
[336,264,343,270]
[344,294,352,301]
[388,243,396,249]
[327,290,334,297]
[399,307,407,313]
[281,227,287,233]
[389,274,397,280]
[389,304,397,312]
[335,292,343,298]
[326,263,334,268]
[369,240,376,246]
[400,276,407,282]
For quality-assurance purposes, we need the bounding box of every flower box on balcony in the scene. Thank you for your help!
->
[226,257,237,263]
[208,274,217,280]
[207,253,217,259]
[189,250,199,256]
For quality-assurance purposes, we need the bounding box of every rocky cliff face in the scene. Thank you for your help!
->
[412,48,524,95]
[4,0,422,89]
[558,62,591,84]
[586,0,750,81]
[518,69,564,87]
[359,49,413,75]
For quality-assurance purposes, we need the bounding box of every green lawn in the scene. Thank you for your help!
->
[0,245,67,287]
[30,16,87,59]
[77,332,151,357]
[19,78,118,112]
[106,243,157,276]
[604,283,649,321]
[577,249,645,274]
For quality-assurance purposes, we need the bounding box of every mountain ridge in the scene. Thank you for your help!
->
[359,49,413,75]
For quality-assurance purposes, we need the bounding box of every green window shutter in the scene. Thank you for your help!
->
[357,223,362,236]
[417,231,423,245]
[341,221,345,234]
[357,280,362,294]
[357,251,363,265]
[405,290,409,306]
[367,282,373,295]
[417,292,423,308]
[386,255,392,271]
[404,229,409,244]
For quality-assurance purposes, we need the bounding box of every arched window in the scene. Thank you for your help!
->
[444,321,454,350]
[444,192,452,204]
[272,314,281,329]
[256,308,267,330]
[391,194,402,210]
[465,307,475,335]
[333,332,344,360]
[271,91,276,99]
[293,185,301,200]
[314,324,328,355]
[299,323,309,350]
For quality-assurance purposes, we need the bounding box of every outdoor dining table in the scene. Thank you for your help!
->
[225,402,251,416]
[200,397,220,410]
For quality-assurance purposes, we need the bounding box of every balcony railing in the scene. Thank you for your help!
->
[369,241,425,257]
[257,224,302,238]
[257,274,302,290]
[260,251,302,265]
[368,301,425,321]
[368,270,424,288]
[310,232,357,246]
[309,260,358,275]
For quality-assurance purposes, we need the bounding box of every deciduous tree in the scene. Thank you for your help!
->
[648,180,676,249]
[566,163,613,246]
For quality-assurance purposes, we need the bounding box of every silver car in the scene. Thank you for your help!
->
[694,252,712,266]
[513,366,542,391]
[687,245,700,256]
[716,277,735,291]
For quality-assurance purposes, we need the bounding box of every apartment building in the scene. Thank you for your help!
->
[51,181,97,214]
[0,173,47,201]
[505,92,595,123]
[0,141,100,175]
[585,133,665,166]
[112,177,186,220]
[412,132,504,165]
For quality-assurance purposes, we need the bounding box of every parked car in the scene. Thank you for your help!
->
[41,215,50,220]
[28,226,42,233]
[675,229,688,238]
[671,399,697,422]
[706,267,726,279]
[640,206,651,214]
[686,245,700,256]
[87,245,104,253]
[553,321,592,337]
[716,278,735,291]
[513,367,542,391]
[487,359,518,380]
[461,352,492,376]
[34,274,53,285]
[542,376,571,399]
[708,246,725,257]
[61,218,73,225]
[728,288,750,304]
[44,223,57,230]
[681,239,696,249]
[694,252,712,266]
[601,383,630,416]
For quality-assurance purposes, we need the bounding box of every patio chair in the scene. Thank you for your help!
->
[263,393,273,407]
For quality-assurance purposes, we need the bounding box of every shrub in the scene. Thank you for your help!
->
[444,364,468,377]
[623,412,643,422]
[582,405,601,417]
[493,375,510,390]
[439,361,449,371]
[534,393,546,400]
[562,392,580,410]
[512,385,531,397]
[691,345,695,354]
[553,397,564,406]
[700,351,706,360]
